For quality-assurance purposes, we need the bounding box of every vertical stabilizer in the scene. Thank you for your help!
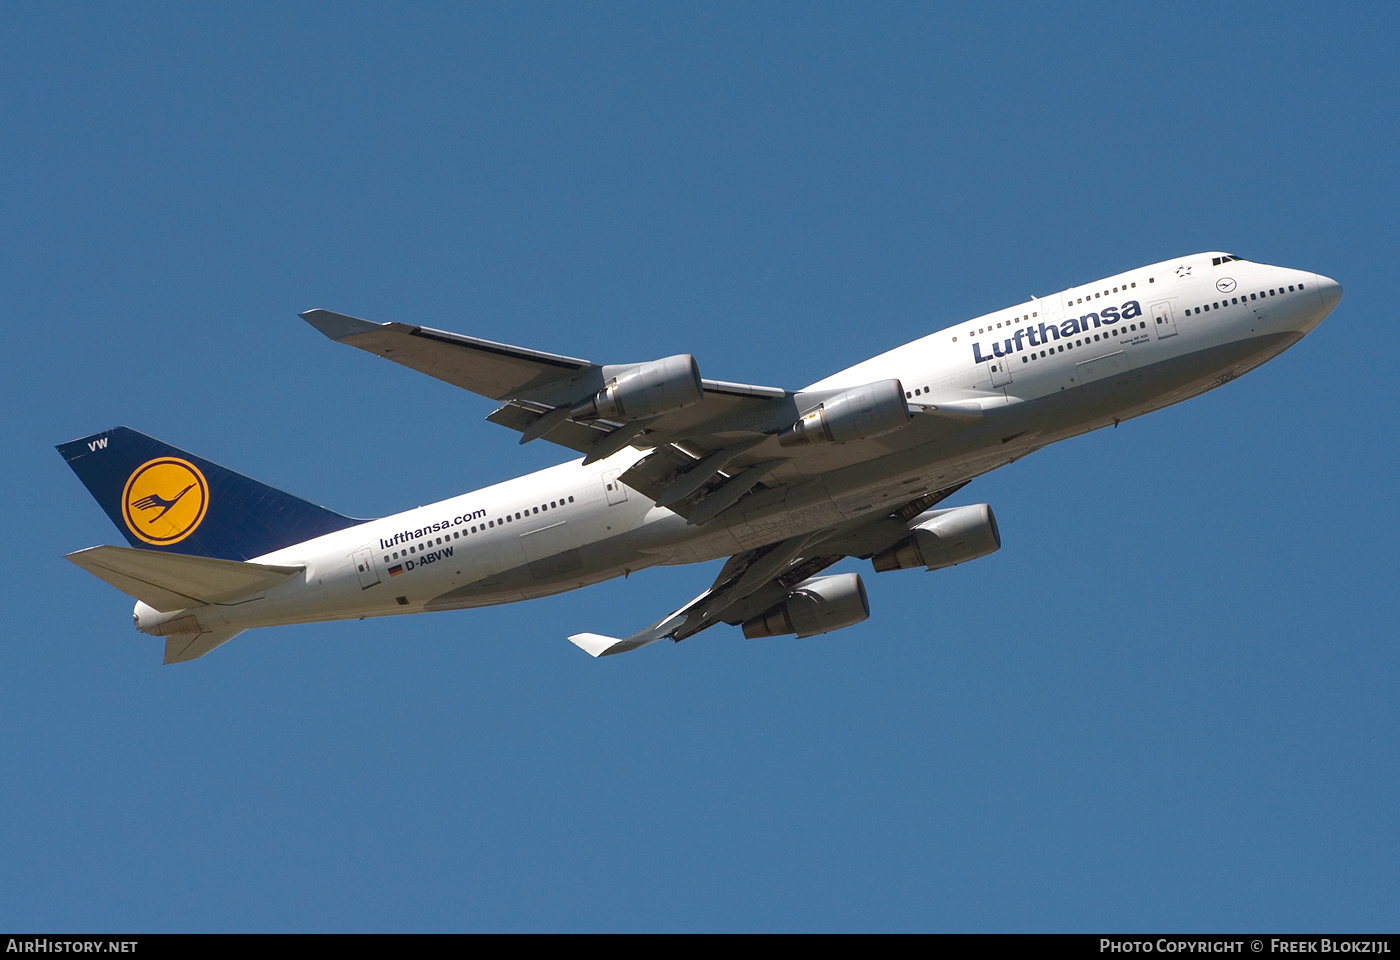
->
[57,427,363,561]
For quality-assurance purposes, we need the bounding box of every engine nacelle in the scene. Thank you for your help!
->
[741,572,870,639]
[871,503,1001,572]
[778,379,909,446]
[571,355,704,422]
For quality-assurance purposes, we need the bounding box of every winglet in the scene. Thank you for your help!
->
[568,632,625,657]
[568,631,671,657]
[301,309,385,342]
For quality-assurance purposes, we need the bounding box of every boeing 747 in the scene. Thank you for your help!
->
[58,252,1341,662]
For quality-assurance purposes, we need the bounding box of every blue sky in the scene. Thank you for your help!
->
[2,2,1396,931]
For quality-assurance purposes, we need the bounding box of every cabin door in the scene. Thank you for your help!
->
[988,353,1013,387]
[603,469,629,505]
[352,546,380,590]
[1151,300,1178,340]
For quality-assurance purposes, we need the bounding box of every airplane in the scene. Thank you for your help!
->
[58,252,1341,664]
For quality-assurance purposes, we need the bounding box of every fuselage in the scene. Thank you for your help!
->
[134,252,1341,637]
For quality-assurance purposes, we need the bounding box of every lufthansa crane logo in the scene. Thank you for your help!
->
[121,457,209,545]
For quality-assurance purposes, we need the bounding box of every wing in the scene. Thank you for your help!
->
[302,309,797,464]
[302,309,601,403]
[303,310,980,529]
[569,484,968,656]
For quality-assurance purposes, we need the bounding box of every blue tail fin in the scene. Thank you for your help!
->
[57,427,364,561]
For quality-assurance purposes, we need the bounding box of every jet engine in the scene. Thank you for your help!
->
[778,379,909,446]
[571,355,704,421]
[871,503,1001,572]
[741,572,870,639]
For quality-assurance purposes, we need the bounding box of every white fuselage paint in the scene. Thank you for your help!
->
[134,253,1341,637]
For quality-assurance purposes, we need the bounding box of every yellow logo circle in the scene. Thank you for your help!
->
[121,458,209,545]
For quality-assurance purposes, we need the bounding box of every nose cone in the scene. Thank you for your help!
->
[1315,274,1343,314]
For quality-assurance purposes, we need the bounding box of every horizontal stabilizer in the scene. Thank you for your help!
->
[164,629,246,664]
[66,545,303,612]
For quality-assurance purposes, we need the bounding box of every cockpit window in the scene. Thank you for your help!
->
[1212,254,1246,265]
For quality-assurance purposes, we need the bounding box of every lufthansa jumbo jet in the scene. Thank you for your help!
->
[58,253,1341,663]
